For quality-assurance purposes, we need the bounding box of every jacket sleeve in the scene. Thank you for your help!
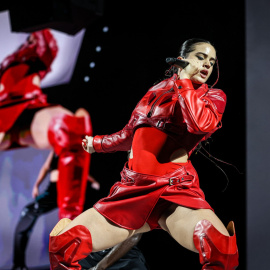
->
[174,79,226,134]
[0,29,58,80]
[92,116,135,153]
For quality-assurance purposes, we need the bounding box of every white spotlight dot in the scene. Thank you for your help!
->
[96,46,101,52]
[89,62,95,68]
[103,26,109,32]
[84,76,90,82]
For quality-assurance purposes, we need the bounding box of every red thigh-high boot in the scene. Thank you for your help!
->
[49,218,93,269]
[193,219,239,270]
[48,112,92,220]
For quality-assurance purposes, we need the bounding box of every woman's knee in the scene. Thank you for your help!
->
[159,206,230,252]
[164,206,229,236]
[193,209,230,237]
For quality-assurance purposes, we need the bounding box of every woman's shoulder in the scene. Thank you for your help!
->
[207,87,226,100]
[206,87,227,114]
[148,75,176,92]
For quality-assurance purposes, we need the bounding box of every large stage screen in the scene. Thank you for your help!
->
[0,10,85,89]
[0,10,86,268]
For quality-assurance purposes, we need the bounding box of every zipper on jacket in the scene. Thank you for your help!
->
[147,88,174,118]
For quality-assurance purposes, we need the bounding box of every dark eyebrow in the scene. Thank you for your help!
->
[196,52,216,62]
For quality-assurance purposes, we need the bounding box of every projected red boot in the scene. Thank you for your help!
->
[48,112,92,220]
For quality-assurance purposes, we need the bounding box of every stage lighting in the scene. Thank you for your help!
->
[95,46,102,52]
[103,26,109,32]
[89,62,96,68]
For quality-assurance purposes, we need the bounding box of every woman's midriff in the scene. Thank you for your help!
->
[128,127,188,176]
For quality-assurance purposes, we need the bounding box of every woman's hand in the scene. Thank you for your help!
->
[87,175,100,190]
[32,184,39,199]
[178,58,201,80]
[82,135,95,154]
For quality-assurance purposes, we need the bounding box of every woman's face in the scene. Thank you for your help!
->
[184,42,216,84]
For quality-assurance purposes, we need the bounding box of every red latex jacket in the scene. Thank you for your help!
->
[93,74,226,157]
[0,29,58,132]
[0,29,58,80]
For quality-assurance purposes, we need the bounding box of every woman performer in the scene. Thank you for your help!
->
[49,38,239,269]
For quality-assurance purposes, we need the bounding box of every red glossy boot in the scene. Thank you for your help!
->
[193,219,239,270]
[48,113,92,220]
[49,218,92,270]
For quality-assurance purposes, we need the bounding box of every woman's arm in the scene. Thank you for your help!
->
[83,116,135,154]
[32,150,54,198]
[174,79,226,134]
[92,124,134,153]
[87,175,100,190]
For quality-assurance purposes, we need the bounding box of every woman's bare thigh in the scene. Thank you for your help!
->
[59,208,151,252]
[29,106,73,149]
[0,132,10,150]
[0,106,74,150]
[158,204,229,253]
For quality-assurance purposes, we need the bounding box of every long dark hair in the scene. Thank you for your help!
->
[179,38,214,58]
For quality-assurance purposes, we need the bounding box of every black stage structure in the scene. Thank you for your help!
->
[1,0,248,269]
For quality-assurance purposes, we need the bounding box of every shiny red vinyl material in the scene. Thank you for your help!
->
[193,219,239,269]
[92,74,226,229]
[94,161,213,230]
[93,74,226,157]
[49,219,92,270]
[0,29,58,133]
[0,29,58,79]
[48,114,92,220]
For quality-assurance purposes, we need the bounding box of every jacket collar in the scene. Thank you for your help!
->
[172,74,208,94]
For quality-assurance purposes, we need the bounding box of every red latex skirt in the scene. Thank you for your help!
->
[0,64,50,133]
[94,160,213,230]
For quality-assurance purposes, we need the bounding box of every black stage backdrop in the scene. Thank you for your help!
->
[44,1,246,269]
